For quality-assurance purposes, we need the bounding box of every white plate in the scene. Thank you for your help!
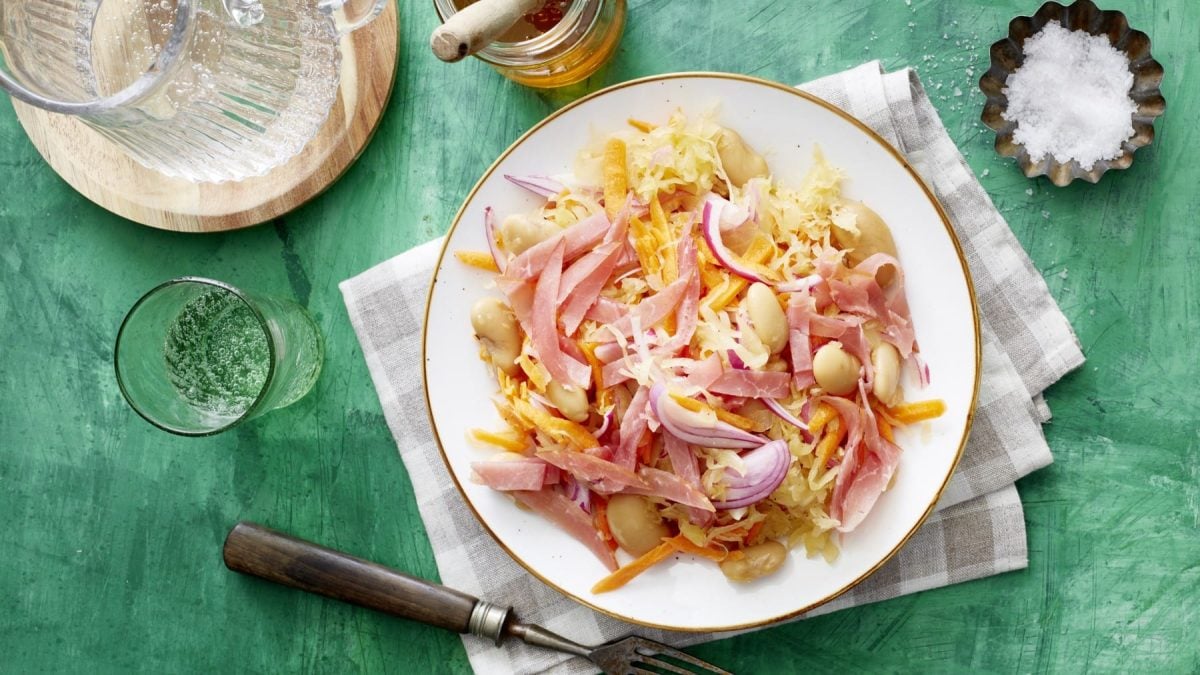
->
[422,74,979,632]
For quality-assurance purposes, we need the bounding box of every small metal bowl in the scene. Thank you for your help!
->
[979,0,1166,186]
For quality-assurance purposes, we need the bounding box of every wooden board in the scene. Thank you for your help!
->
[11,1,399,233]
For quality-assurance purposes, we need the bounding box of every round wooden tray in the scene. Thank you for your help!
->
[12,2,399,233]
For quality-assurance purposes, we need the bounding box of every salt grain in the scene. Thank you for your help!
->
[1002,21,1136,170]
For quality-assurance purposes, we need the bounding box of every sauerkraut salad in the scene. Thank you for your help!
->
[456,112,945,592]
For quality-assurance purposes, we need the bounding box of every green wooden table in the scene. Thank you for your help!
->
[3,1,1196,671]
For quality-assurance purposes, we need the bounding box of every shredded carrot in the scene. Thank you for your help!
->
[592,537,684,593]
[629,215,662,277]
[516,352,551,391]
[650,196,678,284]
[667,536,730,562]
[701,236,776,311]
[808,402,837,435]
[511,399,598,450]
[469,428,527,452]
[744,521,765,546]
[627,118,655,133]
[602,138,628,220]
[579,341,605,392]
[453,250,499,272]
[871,401,901,427]
[814,416,845,473]
[876,414,895,443]
[594,498,618,551]
[887,399,947,425]
[669,393,758,431]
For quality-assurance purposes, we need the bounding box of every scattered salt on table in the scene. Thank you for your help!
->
[1002,20,1136,170]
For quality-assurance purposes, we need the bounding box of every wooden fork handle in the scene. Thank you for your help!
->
[223,521,504,638]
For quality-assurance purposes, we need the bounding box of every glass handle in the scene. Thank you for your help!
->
[319,0,388,36]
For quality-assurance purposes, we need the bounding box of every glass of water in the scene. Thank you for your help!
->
[115,277,323,436]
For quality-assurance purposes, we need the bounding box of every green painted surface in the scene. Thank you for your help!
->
[2,1,1196,672]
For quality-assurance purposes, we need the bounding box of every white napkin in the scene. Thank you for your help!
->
[340,62,1083,674]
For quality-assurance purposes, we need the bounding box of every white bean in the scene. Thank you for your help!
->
[606,494,669,557]
[871,342,901,405]
[545,381,589,423]
[719,540,787,582]
[470,298,521,376]
[830,201,899,285]
[499,213,559,256]
[746,283,789,354]
[715,128,769,187]
[812,341,861,396]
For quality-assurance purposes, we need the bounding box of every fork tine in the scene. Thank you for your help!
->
[634,644,732,675]
[635,654,700,675]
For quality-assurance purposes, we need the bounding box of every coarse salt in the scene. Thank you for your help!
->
[1002,20,1137,171]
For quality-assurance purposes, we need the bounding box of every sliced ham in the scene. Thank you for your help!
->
[503,212,611,282]
[684,353,724,390]
[823,395,902,533]
[530,240,591,389]
[471,459,547,491]
[708,369,791,399]
[512,488,618,571]
[787,294,816,389]
[612,385,650,470]
[537,449,646,489]
[622,466,715,511]
[657,232,701,353]
[601,358,631,389]
[593,341,624,364]
[584,296,626,324]
[663,433,700,486]
[594,277,690,342]
[559,242,623,336]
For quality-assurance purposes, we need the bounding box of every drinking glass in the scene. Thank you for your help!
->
[0,0,386,182]
[115,277,324,436]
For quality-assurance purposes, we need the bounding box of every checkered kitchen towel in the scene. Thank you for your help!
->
[340,62,1084,674]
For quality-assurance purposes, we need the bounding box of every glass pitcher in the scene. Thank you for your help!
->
[0,0,386,183]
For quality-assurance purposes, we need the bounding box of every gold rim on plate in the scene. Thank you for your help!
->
[420,72,982,633]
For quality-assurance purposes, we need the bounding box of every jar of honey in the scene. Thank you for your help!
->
[433,0,626,88]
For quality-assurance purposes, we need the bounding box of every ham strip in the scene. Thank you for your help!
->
[530,241,591,389]
[595,277,690,342]
[584,296,626,324]
[823,395,902,533]
[612,385,650,470]
[787,294,816,389]
[559,242,623,336]
[621,466,715,511]
[684,353,724,390]
[537,449,646,489]
[471,460,547,491]
[708,369,791,399]
[503,212,611,282]
[657,231,701,353]
[512,488,618,571]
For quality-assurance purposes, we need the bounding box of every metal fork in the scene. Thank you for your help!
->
[223,522,731,675]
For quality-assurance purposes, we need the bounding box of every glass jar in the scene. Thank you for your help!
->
[433,0,626,88]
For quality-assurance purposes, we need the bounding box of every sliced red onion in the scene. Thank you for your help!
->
[649,383,764,449]
[762,398,809,431]
[712,439,791,509]
[563,475,592,514]
[702,197,770,284]
[504,174,564,199]
[726,349,746,370]
[774,273,823,293]
[483,206,505,273]
[914,353,931,387]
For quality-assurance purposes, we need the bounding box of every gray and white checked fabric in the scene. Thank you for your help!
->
[340,62,1084,674]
